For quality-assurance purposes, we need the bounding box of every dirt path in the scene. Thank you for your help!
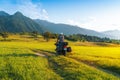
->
[33,50,120,78]
[35,53,47,57]
[33,49,55,57]
[33,50,65,79]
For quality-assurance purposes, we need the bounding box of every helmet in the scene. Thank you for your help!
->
[60,33,63,35]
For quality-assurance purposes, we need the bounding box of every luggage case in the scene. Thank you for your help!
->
[67,47,72,52]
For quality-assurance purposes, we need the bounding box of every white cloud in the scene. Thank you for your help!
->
[0,0,49,20]
[41,9,49,20]
[17,0,49,20]
[66,14,120,32]
[67,17,97,30]
[67,19,80,26]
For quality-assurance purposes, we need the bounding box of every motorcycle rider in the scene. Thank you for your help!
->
[56,33,64,51]
[57,33,64,43]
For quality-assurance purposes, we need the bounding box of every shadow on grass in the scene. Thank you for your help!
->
[5,63,24,80]
[94,42,109,46]
[0,53,37,57]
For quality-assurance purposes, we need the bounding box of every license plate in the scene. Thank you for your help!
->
[64,48,67,50]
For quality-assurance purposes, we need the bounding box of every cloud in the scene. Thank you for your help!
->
[41,9,49,20]
[0,0,49,20]
[17,0,49,20]
[67,14,120,32]
[67,19,80,26]
[67,17,97,29]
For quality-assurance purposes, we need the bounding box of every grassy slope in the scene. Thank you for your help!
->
[50,56,119,80]
[0,35,120,80]
[0,43,62,80]
[69,46,120,74]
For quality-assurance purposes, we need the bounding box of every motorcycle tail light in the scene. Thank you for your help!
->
[64,46,67,48]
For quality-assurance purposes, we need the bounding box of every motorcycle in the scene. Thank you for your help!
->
[55,42,72,56]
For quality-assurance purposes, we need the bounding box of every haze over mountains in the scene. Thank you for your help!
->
[103,30,120,39]
[35,19,106,37]
[0,11,120,39]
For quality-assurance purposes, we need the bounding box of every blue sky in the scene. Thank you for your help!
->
[0,0,120,31]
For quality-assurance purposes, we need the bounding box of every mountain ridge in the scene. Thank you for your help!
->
[0,11,46,33]
[35,19,108,38]
[103,30,120,39]
[0,11,118,39]
[0,11,9,16]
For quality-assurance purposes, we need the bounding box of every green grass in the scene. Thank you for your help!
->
[69,46,120,74]
[0,35,120,80]
[50,56,119,80]
[0,44,62,80]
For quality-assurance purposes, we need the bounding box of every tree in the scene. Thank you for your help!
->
[31,31,39,40]
[0,32,9,40]
[43,31,51,41]
[50,33,58,39]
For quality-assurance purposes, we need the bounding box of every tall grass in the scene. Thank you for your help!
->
[0,35,120,80]
[0,44,62,80]
[69,46,120,74]
[50,56,119,80]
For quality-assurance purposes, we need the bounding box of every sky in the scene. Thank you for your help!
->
[0,0,120,32]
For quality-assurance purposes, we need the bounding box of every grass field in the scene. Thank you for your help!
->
[69,46,120,74]
[0,35,120,80]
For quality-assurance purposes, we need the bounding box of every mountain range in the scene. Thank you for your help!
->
[103,30,120,39]
[0,11,119,39]
[35,19,107,37]
[0,11,45,33]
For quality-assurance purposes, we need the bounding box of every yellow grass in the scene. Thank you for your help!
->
[0,35,120,80]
